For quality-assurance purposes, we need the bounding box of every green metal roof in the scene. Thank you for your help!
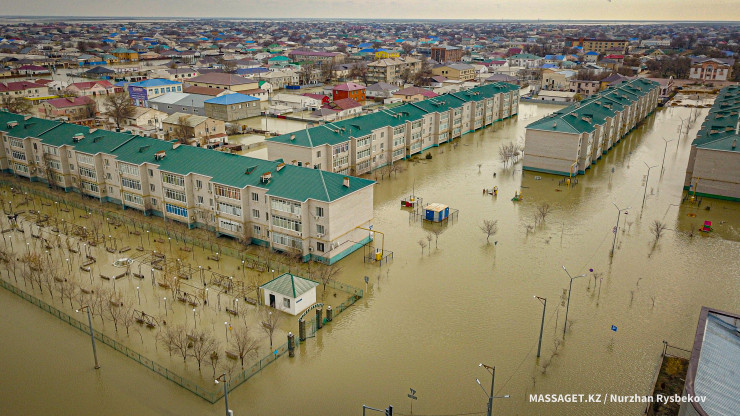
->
[526,78,659,134]
[0,112,374,203]
[692,85,740,153]
[267,82,519,148]
[260,273,319,298]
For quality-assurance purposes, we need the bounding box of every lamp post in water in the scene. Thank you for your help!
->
[476,363,509,416]
[76,305,100,369]
[562,266,587,338]
[611,203,630,256]
[215,373,231,416]
[534,296,546,358]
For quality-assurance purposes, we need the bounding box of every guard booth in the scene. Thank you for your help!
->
[425,203,450,222]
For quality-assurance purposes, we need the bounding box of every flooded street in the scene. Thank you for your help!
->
[1,102,739,416]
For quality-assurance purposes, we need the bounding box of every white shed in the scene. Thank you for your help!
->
[260,273,319,316]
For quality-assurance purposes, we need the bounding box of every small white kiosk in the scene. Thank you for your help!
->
[260,273,319,316]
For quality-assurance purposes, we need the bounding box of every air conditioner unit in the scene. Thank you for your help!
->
[316,233,323,238]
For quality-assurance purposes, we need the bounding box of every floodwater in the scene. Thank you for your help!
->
[2,102,740,416]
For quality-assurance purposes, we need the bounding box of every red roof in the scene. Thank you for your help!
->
[333,82,365,92]
[323,98,361,111]
[0,81,45,92]
[45,96,94,108]
[605,54,625,59]
[394,86,438,98]
[69,80,113,90]
[18,65,47,71]
[34,79,53,85]
[303,93,328,101]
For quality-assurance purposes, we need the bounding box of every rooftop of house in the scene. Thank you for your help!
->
[204,93,259,105]
[333,82,365,92]
[189,72,255,86]
[0,111,374,202]
[260,273,319,298]
[324,98,362,111]
[394,86,439,98]
[129,78,181,88]
[692,85,740,153]
[44,96,94,108]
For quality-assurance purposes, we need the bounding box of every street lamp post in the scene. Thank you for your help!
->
[642,162,657,211]
[534,296,546,358]
[76,306,100,369]
[562,266,587,338]
[611,203,630,255]
[476,363,509,416]
[215,374,231,416]
[660,138,674,174]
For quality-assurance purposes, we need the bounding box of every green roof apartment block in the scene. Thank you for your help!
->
[266,82,520,176]
[0,112,375,264]
[683,85,740,201]
[523,78,660,176]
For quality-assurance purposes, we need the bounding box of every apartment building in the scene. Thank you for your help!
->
[0,112,375,264]
[523,78,660,176]
[565,37,628,54]
[431,64,476,82]
[431,46,464,63]
[569,79,601,97]
[683,85,740,201]
[367,57,422,85]
[689,58,734,81]
[265,82,519,176]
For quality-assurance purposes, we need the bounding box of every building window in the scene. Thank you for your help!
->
[164,187,187,203]
[123,192,144,205]
[121,177,141,191]
[165,203,187,217]
[161,172,185,187]
[77,153,94,165]
[316,224,325,234]
[271,198,301,215]
[120,163,140,176]
[283,298,290,308]
[215,184,241,200]
[252,209,260,219]
[315,206,324,217]
[253,225,261,236]
[272,215,302,232]
[79,166,97,180]
[316,242,325,252]
[217,201,242,217]
[251,192,259,202]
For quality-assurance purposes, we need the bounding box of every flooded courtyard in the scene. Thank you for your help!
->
[1,102,739,416]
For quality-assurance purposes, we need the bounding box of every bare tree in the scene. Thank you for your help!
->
[417,239,427,256]
[431,228,443,248]
[103,93,136,130]
[260,307,282,350]
[230,322,259,369]
[190,328,219,371]
[159,323,191,361]
[106,292,126,332]
[537,203,552,224]
[313,263,342,297]
[426,233,433,255]
[208,349,221,379]
[479,219,499,243]
[1,96,32,114]
[120,302,137,335]
[651,220,667,242]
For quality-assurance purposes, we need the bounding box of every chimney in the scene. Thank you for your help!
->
[343,176,350,188]
[290,134,295,141]
[733,139,737,149]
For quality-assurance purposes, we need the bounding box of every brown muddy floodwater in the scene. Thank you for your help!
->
[1,102,740,416]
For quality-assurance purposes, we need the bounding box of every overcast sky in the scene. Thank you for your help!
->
[2,0,739,21]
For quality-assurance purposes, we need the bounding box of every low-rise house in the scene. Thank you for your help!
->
[148,92,211,116]
[393,86,439,102]
[39,96,95,121]
[187,72,260,92]
[162,112,226,144]
[321,98,362,118]
[534,90,577,102]
[66,80,115,96]
[287,50,344,65]
[569,80,601,97]
[432,63,476,82]
[507,53,544,69]
[689,57,734,81]
[204,93,261,122]
[302,93,330,105]
[18,64,49,75]
[122,107,167,136]
[128,79,183,107]
[541,69,576,91]
[332,82,366,102]
[271,93,322,111]
[110,48,139,62]
[366,82,400,99]
[0,81,50,98]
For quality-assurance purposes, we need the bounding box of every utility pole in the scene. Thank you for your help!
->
[534,296,546,358]
[642,162,657,212]
[611,203,630,256]
[562,266,587,338]
[660,137,674,174]
[476,363,509,416]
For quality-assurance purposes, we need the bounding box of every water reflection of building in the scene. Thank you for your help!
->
[266,82,519,175]
[523,78,660,177]
[0,112,374,264]
[683,85,740,202]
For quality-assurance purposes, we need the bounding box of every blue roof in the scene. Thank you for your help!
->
[129,79,181,88]
[585,51,599,55]
[541,63,558,69]
[204,93,259,105]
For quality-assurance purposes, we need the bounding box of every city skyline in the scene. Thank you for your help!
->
[1,0,739,22]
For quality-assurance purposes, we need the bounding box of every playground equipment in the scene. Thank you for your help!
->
[700,221,713,233]
[512,190,523,202]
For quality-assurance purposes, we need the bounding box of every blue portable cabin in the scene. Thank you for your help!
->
[425,203,449,222]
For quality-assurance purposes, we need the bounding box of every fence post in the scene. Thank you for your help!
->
[299,319,306,341]
[326,306,333,322]
[288,332,295,357]
[316,307,323,329]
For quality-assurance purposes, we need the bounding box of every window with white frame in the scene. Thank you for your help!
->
[316,224,325,234]
[356,135,370,147]
[78,166,96,180]
[121,177,141,191]
[357,148,370,159]
[13,162,28,173]
[46,159,61,171]
[252,209,260,219]
[218,218,242,233]
[272,215,302,232]
[164,187,187,203]
[315,206,324,217]
[270,198,301,215]
[161,172,185,187]
[42,145,59,156]
[253,225,261,236]
[11,150,26,161]
[272,232,302,250]
[9,138,23,148]
[123,192,144,205]
[77,153,94,165]
[217,201,242,217]
[251,192,259,202]
[215,184,241,200]
[81,181,99,193]
[119,163,140,177]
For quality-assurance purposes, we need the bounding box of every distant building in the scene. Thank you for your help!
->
[187,72,260,92]
[18,65,49,76]
[569,80,600,97]
[66,80,116,97]
[524,78,659,176]
[161,112,226,144]
[683,85,740,201]
[110,48,139,63]
[287,50,344,65]
[507,54,544,69]
[431,45,464,63]
[366,82,400,99]
[541,69,576,91]
[689,57,734,81]
[565,37,628,54]
[0,81,50,98]
[39,96,95,120]
[367,57,421,85]
[431,63,476,82]
[332,82,366,102]
[678,307,740,416]
[204,93,261,122]
[321,98,363,119]
[534,90,577,102]
[127,79,183,107]
[393,86,439,103]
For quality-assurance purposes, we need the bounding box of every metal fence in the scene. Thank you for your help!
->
[662,340,692,360]
[0,278,299,403]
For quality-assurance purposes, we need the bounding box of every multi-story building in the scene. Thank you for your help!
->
[367,57,421,85]
[689,58,734,81]
[332,82,366,102]
[683,85,740,201]
[541,69,576,91]
[186,73,260,93]
[0,112,375,264]
[204,93,261,122]
[569,80,601,97]
[287,50,345,66]
[127,79,183,107]
[507,54,544,69]
[565,37,628,54]
[431,46,463,63]
[523,78,660,176]
[265,82,519,176]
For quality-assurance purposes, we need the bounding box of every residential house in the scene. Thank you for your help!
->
[569,80,601,97]
[507,54,544,69]
[431,46,464,63]
[689,58,734,81]
[565,37,628,54]
[366,82,400,99]
[321,98,363,119]
[162,112,226,144]
[332,82,366,102]
[535,90,577,102]
[66,80,115,97]
[393,86,439,102]
[18,64,49,75]
[187,72,260,92]
[0,81,50,98]
[39,96,95,121]
[148,92,212,116]
[122,107,167,136]
[432,63,476,82]
[110,48,139,62]
[271,93,323,111]
[204,93,261,122]
[541,69,576,91]
[367,57,421,85]
[287,50,344,65]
